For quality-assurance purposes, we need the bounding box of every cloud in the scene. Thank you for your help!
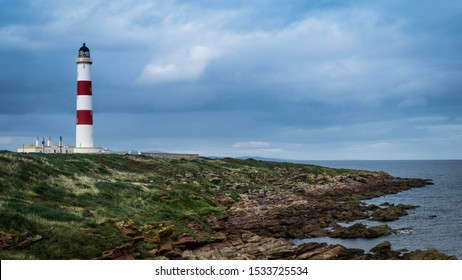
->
[0,25,47,50]
[0,1,451,106]
[215,10,422,102]
[137,45,218,84]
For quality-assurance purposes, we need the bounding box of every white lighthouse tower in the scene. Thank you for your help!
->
[74,43,103,153]
[16,43,107,154]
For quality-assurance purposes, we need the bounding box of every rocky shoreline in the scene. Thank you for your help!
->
[104,168,457,260]
[1,153,456,259]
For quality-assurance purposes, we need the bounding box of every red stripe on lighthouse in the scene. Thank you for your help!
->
[76,110,93,125]
[77,81,92,95]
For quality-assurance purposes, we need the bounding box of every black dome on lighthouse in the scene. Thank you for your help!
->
[78,43,90,58]
[79,43,90,52]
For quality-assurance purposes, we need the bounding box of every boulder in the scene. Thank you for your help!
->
[370,241,392,252]
[364,225,394,238]
[372,204,417,221]
[329,223,367,238]
[329,224,393,239]
[403,249,457,260]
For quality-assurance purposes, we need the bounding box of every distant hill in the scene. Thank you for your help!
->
[233,156,293,162]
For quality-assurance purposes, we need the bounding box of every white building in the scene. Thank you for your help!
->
[17,137,74,154]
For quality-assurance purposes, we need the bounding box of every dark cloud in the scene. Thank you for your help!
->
[1,0,461,159]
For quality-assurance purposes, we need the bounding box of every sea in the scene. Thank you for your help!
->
[291,160,462,259]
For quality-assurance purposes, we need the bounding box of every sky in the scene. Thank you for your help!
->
[1,0,462,160]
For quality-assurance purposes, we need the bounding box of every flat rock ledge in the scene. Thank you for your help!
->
[176,232,456,260]
[219,172,431,239]
[180,232,367,260]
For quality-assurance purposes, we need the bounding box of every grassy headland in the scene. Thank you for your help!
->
[1,151,453,260]
[0,151,355,259]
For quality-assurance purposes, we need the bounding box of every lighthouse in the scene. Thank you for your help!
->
[74,43,104,153]
[16,43,107,154]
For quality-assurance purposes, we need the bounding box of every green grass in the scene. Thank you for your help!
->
[0,151,358,259]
